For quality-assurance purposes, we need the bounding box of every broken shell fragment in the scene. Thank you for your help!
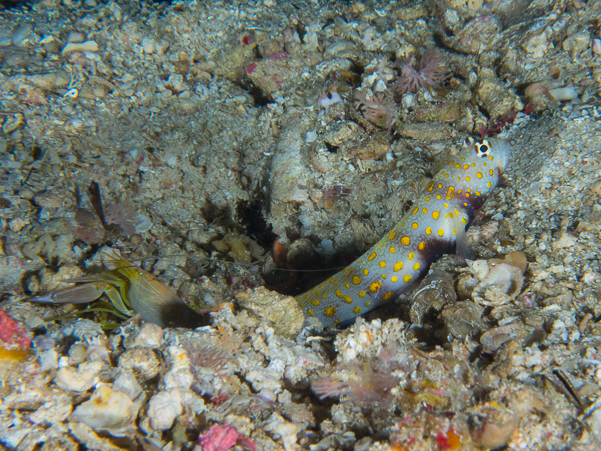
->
[548,87,578,102]
[480,322,522,353]
[471,263,525,306]
[61,40,99,55]
[469,252,527,306]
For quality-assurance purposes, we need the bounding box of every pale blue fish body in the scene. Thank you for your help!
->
[297,137,512,327]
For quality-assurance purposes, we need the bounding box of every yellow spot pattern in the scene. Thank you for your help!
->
[296,137,509,327]
[369,280,382,292]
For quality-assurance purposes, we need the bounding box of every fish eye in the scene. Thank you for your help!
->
[475,139,491,157]
[463,136,475,148]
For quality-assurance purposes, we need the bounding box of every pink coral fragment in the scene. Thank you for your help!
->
[245,63,257,75]
[198,424,256,451]
[266,51,288,61]
[0,308,32,350]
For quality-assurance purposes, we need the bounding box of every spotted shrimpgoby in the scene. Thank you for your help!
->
[296,137,511,327]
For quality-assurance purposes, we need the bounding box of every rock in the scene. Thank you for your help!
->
[70,385,136,432]
[117,347,161,381]
[235,287,305,339]
[29,394,73,426]
[68,422,126,451]
[264,412,301,451]
[123,322,163,349]
[146,389,183,431]
[141,36,156,54]
[113,369,145,408]
[55,361,106,393]
[440,301,486,340]
[161,345,195,390]
[470,403,517,449]
[523,31,552,58]
[562,31,591,57]
[396,121,459,141]
[524,82,557,112]
[475,67,523,120]
[450,16,501,54]
[410,270,457,325]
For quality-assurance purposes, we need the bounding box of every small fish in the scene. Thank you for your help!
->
[297,137,511,327]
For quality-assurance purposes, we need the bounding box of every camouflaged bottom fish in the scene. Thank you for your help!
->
[297,137,512,327]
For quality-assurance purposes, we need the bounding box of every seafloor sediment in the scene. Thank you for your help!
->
[1,0,601,450]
